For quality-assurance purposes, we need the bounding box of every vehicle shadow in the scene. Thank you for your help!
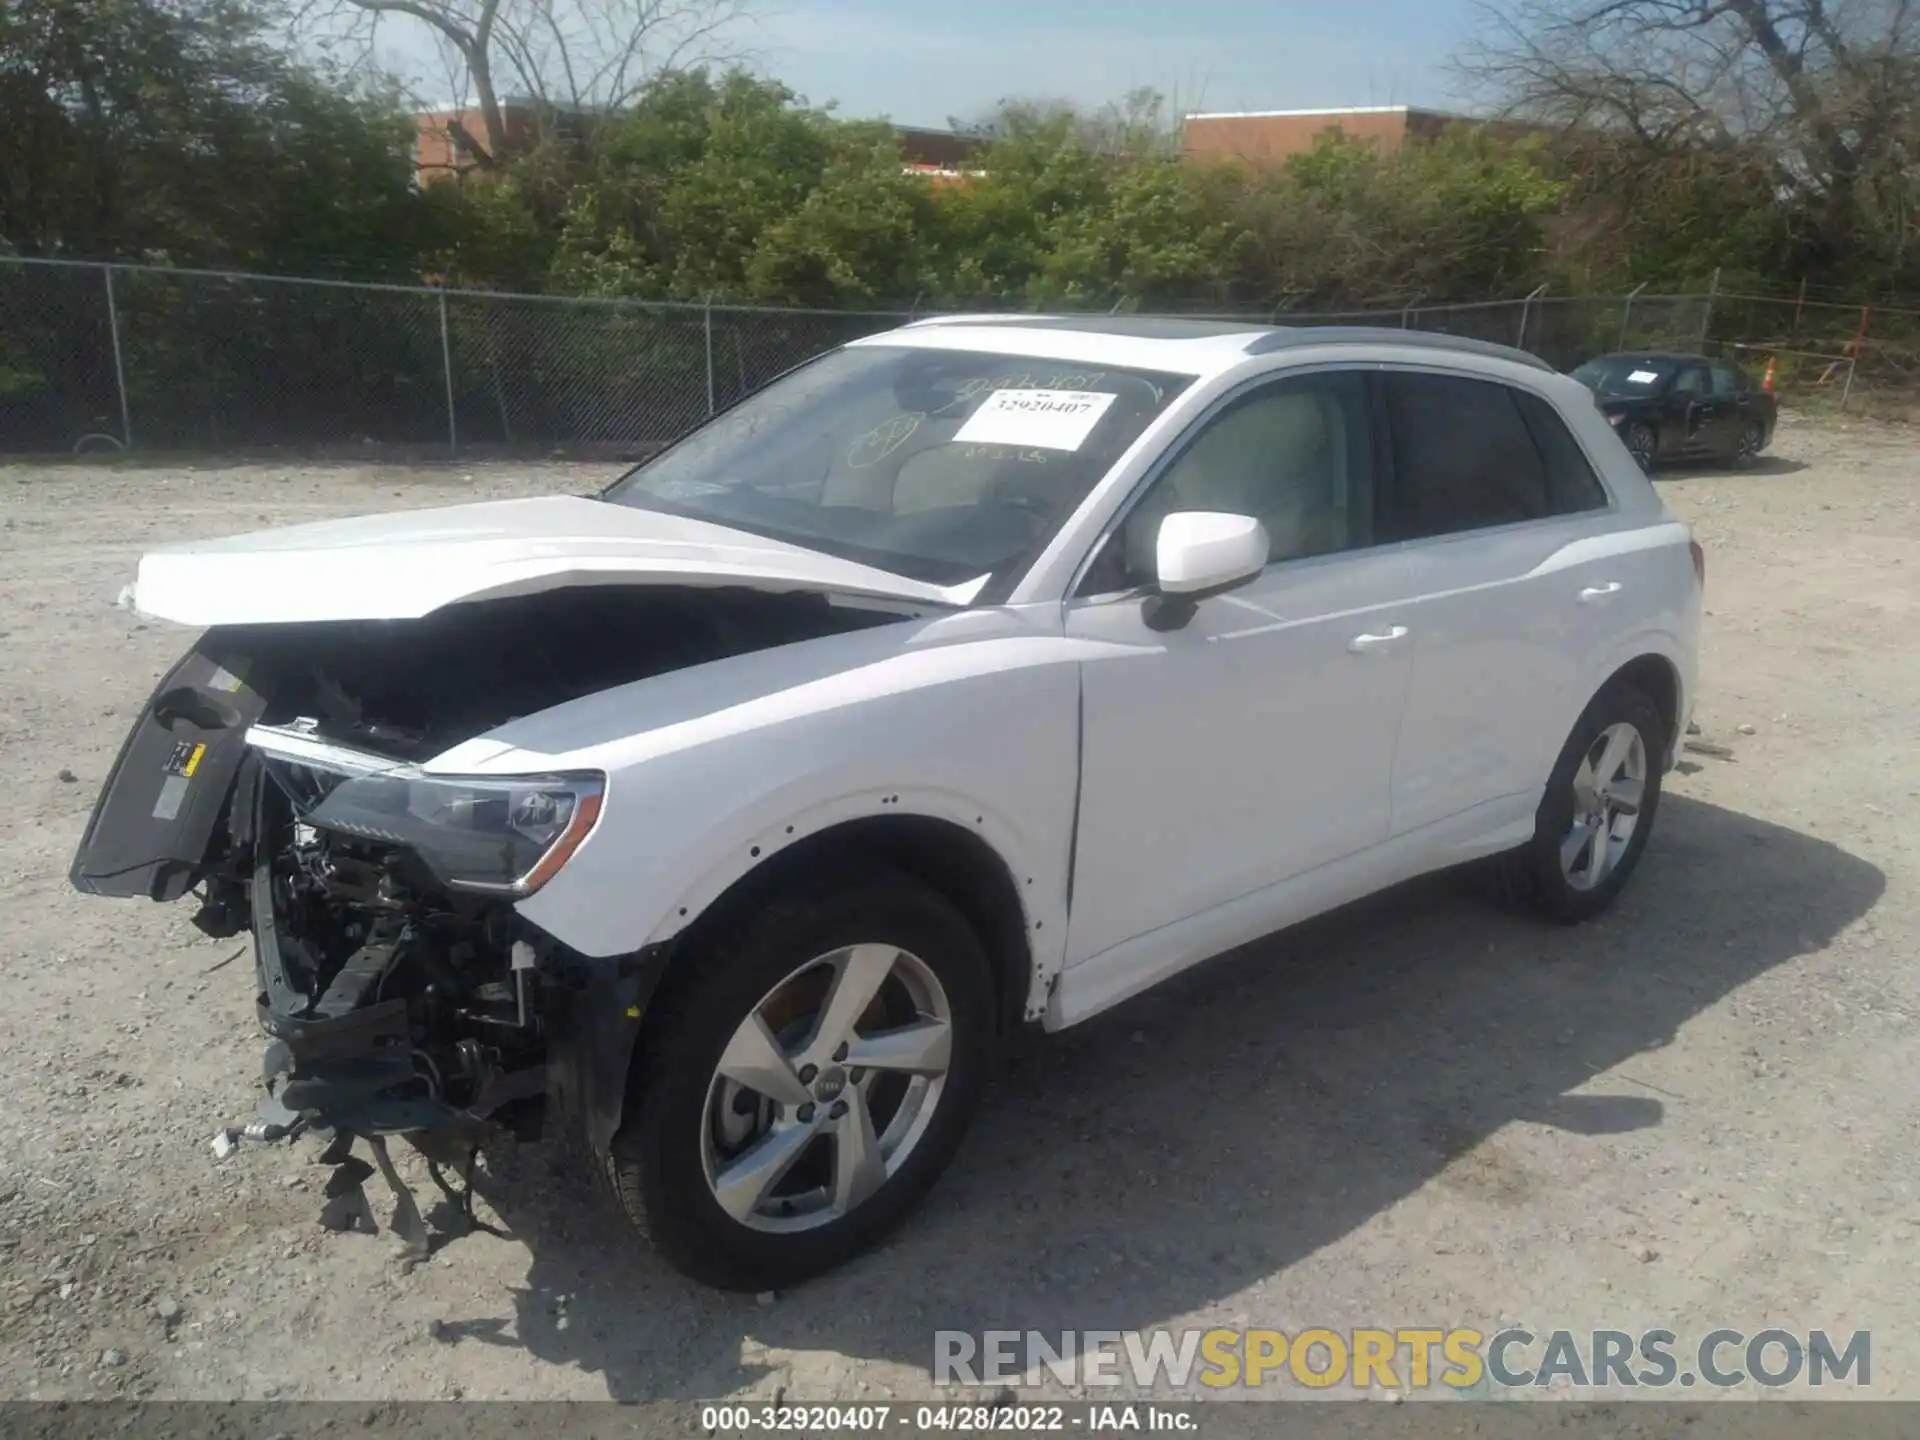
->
[441,793,1882,1399]
[1658,455,1808,480]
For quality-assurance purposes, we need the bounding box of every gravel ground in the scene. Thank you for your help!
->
[1,417,1917,1403]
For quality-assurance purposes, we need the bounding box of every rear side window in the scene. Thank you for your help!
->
[1513,390,1610,516]
[1381,372,1601,542]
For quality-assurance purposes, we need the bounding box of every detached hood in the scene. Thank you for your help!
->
[127,495,980,626]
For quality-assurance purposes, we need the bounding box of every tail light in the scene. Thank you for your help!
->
[1689,538,1706,587]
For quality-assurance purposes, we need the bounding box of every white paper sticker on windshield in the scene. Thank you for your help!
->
[1627,369,1661,384]
[951,389,1117,451]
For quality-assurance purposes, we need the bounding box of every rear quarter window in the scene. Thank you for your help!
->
[1381,372,1603,542]
[1513,390,1610,515]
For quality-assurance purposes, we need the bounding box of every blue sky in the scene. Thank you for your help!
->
[744,0,1479,129]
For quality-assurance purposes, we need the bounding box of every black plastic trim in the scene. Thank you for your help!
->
[542,937,677,1159]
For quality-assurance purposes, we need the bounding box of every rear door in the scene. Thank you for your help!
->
[1376,370,1619,837]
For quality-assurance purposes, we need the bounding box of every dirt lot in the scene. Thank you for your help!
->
[2,416,1918,1404]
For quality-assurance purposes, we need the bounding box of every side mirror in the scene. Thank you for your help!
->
[1144,511,1268,632]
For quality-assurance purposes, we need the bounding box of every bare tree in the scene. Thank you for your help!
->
[1460,0,1920,254]
[291,0,757,166]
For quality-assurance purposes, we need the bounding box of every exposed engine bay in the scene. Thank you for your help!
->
[72,585,910,1184]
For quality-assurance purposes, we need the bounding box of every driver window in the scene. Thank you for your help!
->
[1108,370,1374,587]
[1671,365,1709,398]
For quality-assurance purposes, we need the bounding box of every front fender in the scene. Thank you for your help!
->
[507,617,1087,980]
[642,784,1056,945]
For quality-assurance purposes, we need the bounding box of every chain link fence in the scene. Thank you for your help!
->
[1,255,1907,457]
[1262,291,1713,371]
[0,258,909,457]
[1706,290,1920,416]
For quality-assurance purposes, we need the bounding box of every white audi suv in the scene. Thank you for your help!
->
[72,316,1704,1290]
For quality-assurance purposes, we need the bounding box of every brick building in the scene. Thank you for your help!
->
[411,106,983,185]
[894,125,983,170]
[1180,105,1533,166]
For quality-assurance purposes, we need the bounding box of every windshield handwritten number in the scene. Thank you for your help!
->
[934,372,1112,417]
[935,373,1038,416]
[847,412,925,468]
[957,443,1049,466]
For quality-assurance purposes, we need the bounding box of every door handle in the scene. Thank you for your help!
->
[1347,626,1409,654]
[1578,582,1623,604]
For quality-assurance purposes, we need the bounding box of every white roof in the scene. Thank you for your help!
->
[847,320,1271,377]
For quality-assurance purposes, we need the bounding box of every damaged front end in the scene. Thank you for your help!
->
[70,586,903,1219]
[241,722,580,1145]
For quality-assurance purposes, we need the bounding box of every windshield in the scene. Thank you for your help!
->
[1571,357,1675,398]
[603,344,1191,586]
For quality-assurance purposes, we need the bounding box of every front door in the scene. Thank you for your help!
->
[1667,361,1728,455]
[1062,369,1416,968]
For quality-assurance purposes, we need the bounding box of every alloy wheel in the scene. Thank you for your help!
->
[1559,721,1648,892]
[700,944,953,1233]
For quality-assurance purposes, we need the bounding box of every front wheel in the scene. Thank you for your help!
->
[609,868,995,1291]
[1486,685,1666,923]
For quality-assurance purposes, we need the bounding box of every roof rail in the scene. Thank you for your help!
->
[903,315,1272,340]
[1243,326,1555,372]
[900,313,1069,328]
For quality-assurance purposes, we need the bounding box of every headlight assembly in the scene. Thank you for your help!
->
[305,770,605,895]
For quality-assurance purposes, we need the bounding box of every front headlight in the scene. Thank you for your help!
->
[306,770,605,895]
[1606,411,1626,426]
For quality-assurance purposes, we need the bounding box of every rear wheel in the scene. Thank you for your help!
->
[609,868,995,1291]
[1624,422,1658,472]
[1732,419,1764,468]
[1486,684,1665,923]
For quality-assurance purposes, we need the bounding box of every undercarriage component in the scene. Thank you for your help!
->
[244,725,552,1146]
[367,1135,431,1266]
[319,1155,378,1234]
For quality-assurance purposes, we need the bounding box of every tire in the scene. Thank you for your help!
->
[609,867,995,1291]
[1624,422,1658,472]
[1731,419,1764,469]
[1485,684,1666,923]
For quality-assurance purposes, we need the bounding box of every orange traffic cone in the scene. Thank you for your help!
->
[1762,356,1776,391]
